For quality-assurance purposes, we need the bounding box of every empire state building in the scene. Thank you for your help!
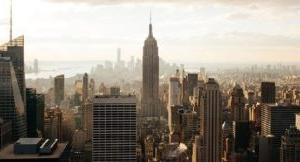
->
[142,19,159,119]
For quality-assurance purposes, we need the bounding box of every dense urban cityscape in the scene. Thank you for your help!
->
[1,0,300,162]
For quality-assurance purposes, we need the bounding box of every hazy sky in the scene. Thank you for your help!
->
[0,0,300,63]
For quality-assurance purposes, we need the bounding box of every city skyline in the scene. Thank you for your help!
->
[0,0,300,63]
[2,1,300,161]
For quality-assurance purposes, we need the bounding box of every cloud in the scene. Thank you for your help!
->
[214,32,300,47]
[226,12,252,20]
[47,0,300,7]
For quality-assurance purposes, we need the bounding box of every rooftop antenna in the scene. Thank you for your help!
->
[9,0,13,42]
[150,9,152,24]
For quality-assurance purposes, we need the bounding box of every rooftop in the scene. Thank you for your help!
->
[15,138,42,145]
[0,143,68,160]
[94,95,136,104]
[0,36,24,51]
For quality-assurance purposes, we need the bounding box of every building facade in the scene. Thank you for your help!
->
[280,126,300,162]
[261,104,300,162]
[230,84,246,122]
[200,78,222,162]
[82,73,88,102]
[0,56,26,141]
[26,88,45,137]
[261,82,276,104]
[54,75,64,106]
[142,20,159,119]
[0,36,26,104]
[92,95,137,162]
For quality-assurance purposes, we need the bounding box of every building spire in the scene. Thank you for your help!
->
[148,10,153,37]
[150,9,152,24]
[9,0,13,42]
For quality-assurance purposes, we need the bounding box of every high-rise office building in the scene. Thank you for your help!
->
[280,126,300,162]
[168,77,181,135]
[54,74,64,106]
[0,36,26,104]
[89,78,95,98]
[110,86,121,96]
[233,121,251,152]
[230,84,246,122]
[259,135,276,162]
[181,110,198,143]
[82,73,88,102]
[0,56,26,141]
[83,101,92,141]
[36,93,45,135]
[92,95,137,162]
[168,77,181,106]
[26,88,38,137]
[261,104,300,162]
[192,135,201,162]
[296,113,300,130]
[199,67,206,80]
[44,108,63,141]
[261,82,276,104]
[200,78,222,162]
[142,19,159,118]
[33,59,38,73]
[26,88,45,137]
[168,105,183,143]
[187,73,198,97]
[0,119,12,149]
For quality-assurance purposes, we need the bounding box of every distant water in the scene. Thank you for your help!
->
[25,61,103,79]
[25,60,300,79]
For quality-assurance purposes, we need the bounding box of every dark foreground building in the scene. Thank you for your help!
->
[0,138,69,162]
[261,104,300,162]
[26,88,45,137]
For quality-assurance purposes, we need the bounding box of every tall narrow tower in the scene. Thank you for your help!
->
[82,73,88,102]
[142,15,159,119]
[10,0,13,42]
[200,78,222,162]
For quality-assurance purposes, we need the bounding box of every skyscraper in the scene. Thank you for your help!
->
[261,82,276,104]
[92,95,137,162]
[83,101,92,141]
[82,73,88,102]
[142,18,159,119]
[200,78,222,162]
[280,126,300,162]
[110,86,121,96]
[187,73,198,97]
[54,74,64,106]
[230,84,246,122]
[0,36,26,104]
[0,56,26,140]
[26,88,45,137]
[33,59,38,73]
[261,104,300,162]
[44,108,63,141]
[0,119,12,149]
[89,78,95,98]
[168,77,182,135]
[168,77,181,106]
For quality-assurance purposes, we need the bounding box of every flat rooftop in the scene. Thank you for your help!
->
[0,143,68,160]
[94,95,136,104]
[15,138,42,145]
